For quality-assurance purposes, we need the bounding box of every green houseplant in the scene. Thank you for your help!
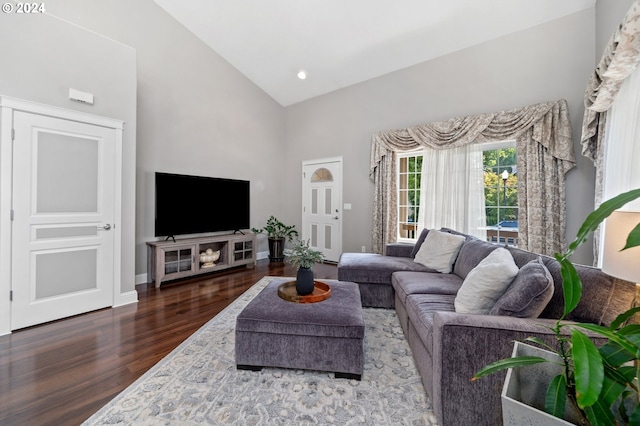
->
[251,215,298,262]
[287,239,325,295]
[473,188,640,425]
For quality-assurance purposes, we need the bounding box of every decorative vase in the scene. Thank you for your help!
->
[502,342,581,425]
[296,267,315,295]
[268,237,285,262]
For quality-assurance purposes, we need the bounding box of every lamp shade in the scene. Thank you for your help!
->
[601,210,640,283]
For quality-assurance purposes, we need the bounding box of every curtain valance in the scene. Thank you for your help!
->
[581,0,640,160]
[371,100,575,178]
[370,99,575,255]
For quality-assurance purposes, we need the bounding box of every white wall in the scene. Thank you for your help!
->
[45,0,286,273]
[283,9,599,264]
[0,11,137,306]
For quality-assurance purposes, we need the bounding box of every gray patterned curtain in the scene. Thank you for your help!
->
[370,99,575,255]
[580,0,640,263]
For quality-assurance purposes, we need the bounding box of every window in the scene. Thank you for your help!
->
[396,145,519,245]
[483,143,518,246]
[397,152,422,241]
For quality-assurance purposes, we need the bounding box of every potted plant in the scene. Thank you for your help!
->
[473,188,640,425]
[251,215,298,262]
[287,239,325,295]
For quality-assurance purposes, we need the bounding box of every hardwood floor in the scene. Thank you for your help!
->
[0,260,338,426]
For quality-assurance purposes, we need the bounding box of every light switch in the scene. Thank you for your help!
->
[343,203,352,210]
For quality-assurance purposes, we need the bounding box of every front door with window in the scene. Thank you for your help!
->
[301,158,342,262]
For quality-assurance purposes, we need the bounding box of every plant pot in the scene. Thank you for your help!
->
[502,342,582,425]
[296,267,315,295]
[268,237,285,262]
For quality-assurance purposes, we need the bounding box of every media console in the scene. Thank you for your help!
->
[146,233,256,287]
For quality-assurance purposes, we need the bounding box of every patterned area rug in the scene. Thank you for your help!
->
[83,276,436,425]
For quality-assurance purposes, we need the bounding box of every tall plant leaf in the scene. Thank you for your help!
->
[610,306,640,330]
[545,374,567,418]
[572,329,603,408]
[472,356,548,380]
[565,188,640,256]
[555,257,582,318]
[622,222,640,250]
[584,398,617,426]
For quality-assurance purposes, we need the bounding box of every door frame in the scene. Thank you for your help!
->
[0,96,124,335]
[301,156,343,262]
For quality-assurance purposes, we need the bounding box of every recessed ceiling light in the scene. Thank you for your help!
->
[297,70,307,80]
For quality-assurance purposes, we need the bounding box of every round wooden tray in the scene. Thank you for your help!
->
[278,280,332,303]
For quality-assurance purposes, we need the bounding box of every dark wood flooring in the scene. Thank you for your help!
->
[0,260,338,426]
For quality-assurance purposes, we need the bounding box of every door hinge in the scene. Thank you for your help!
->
[9,290,13,301]
[10,209,14,221]
[11,128,15,141]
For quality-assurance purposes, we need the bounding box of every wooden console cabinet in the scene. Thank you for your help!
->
[146,233,256,287]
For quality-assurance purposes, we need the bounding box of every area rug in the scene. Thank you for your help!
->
[83,276,437,425]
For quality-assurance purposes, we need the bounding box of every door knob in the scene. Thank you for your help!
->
[99,224,111,231]
[333,216,339,220]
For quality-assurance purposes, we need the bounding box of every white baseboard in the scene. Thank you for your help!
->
[256,250,269,261]
[135,273,148,285]
[114,290,138,307]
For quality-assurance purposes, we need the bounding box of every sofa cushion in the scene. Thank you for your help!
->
[406,293,456,356]
[454,247,519,314]
[414,230,465,273]
[392,271,463,305]
[410,228,430,258]
[453,238,500,280]
[489,257,554,318]
[337,252,438,285]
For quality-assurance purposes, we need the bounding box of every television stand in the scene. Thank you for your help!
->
[146,232,256,288]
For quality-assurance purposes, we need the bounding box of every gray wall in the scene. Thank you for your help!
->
[283,9,599,264]
[45,0,286,275]
[0,12,137,294]
[596,0,636,58]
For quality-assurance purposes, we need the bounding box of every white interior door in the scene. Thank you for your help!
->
[302,158,342,262]
[11,111,116,330]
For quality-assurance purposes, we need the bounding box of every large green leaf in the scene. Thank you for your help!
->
[472,356,548,381]
[622,222,640,250]
[583,397,617,426]
[610,306,640,330]
[572,329,604,408]
[565,188,640,256]
[555,257,582,318]
[576,323,639,356]
[598,370,627,407]
[599,341,635,367]
[545,374,567,418]
[629,403,640,425]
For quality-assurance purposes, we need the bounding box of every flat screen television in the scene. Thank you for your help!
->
[155,172,250,238]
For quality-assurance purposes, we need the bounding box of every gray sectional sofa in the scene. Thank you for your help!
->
[337,228,637,426]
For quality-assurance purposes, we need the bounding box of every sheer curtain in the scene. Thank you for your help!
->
[580,0,640,263]
[418,144,486,240]
[597,65,640,264]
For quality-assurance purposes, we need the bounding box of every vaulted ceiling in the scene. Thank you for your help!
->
[154,0,595,106]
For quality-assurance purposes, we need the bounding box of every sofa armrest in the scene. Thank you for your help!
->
[429,312,604,426]
[385,243,414,257]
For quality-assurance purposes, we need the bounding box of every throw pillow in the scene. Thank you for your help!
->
[454,247,519,314]
[410,228,430,258]
[413,229,465,274]
[489,257,554,318]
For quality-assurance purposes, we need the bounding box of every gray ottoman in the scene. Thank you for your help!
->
[235,279,365,380]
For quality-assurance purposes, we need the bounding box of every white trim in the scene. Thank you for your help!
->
[0,105,14,335]
[0,96,123,130]
[135,273,149,285]
[113,290,138,307]
[256,250,269,261]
